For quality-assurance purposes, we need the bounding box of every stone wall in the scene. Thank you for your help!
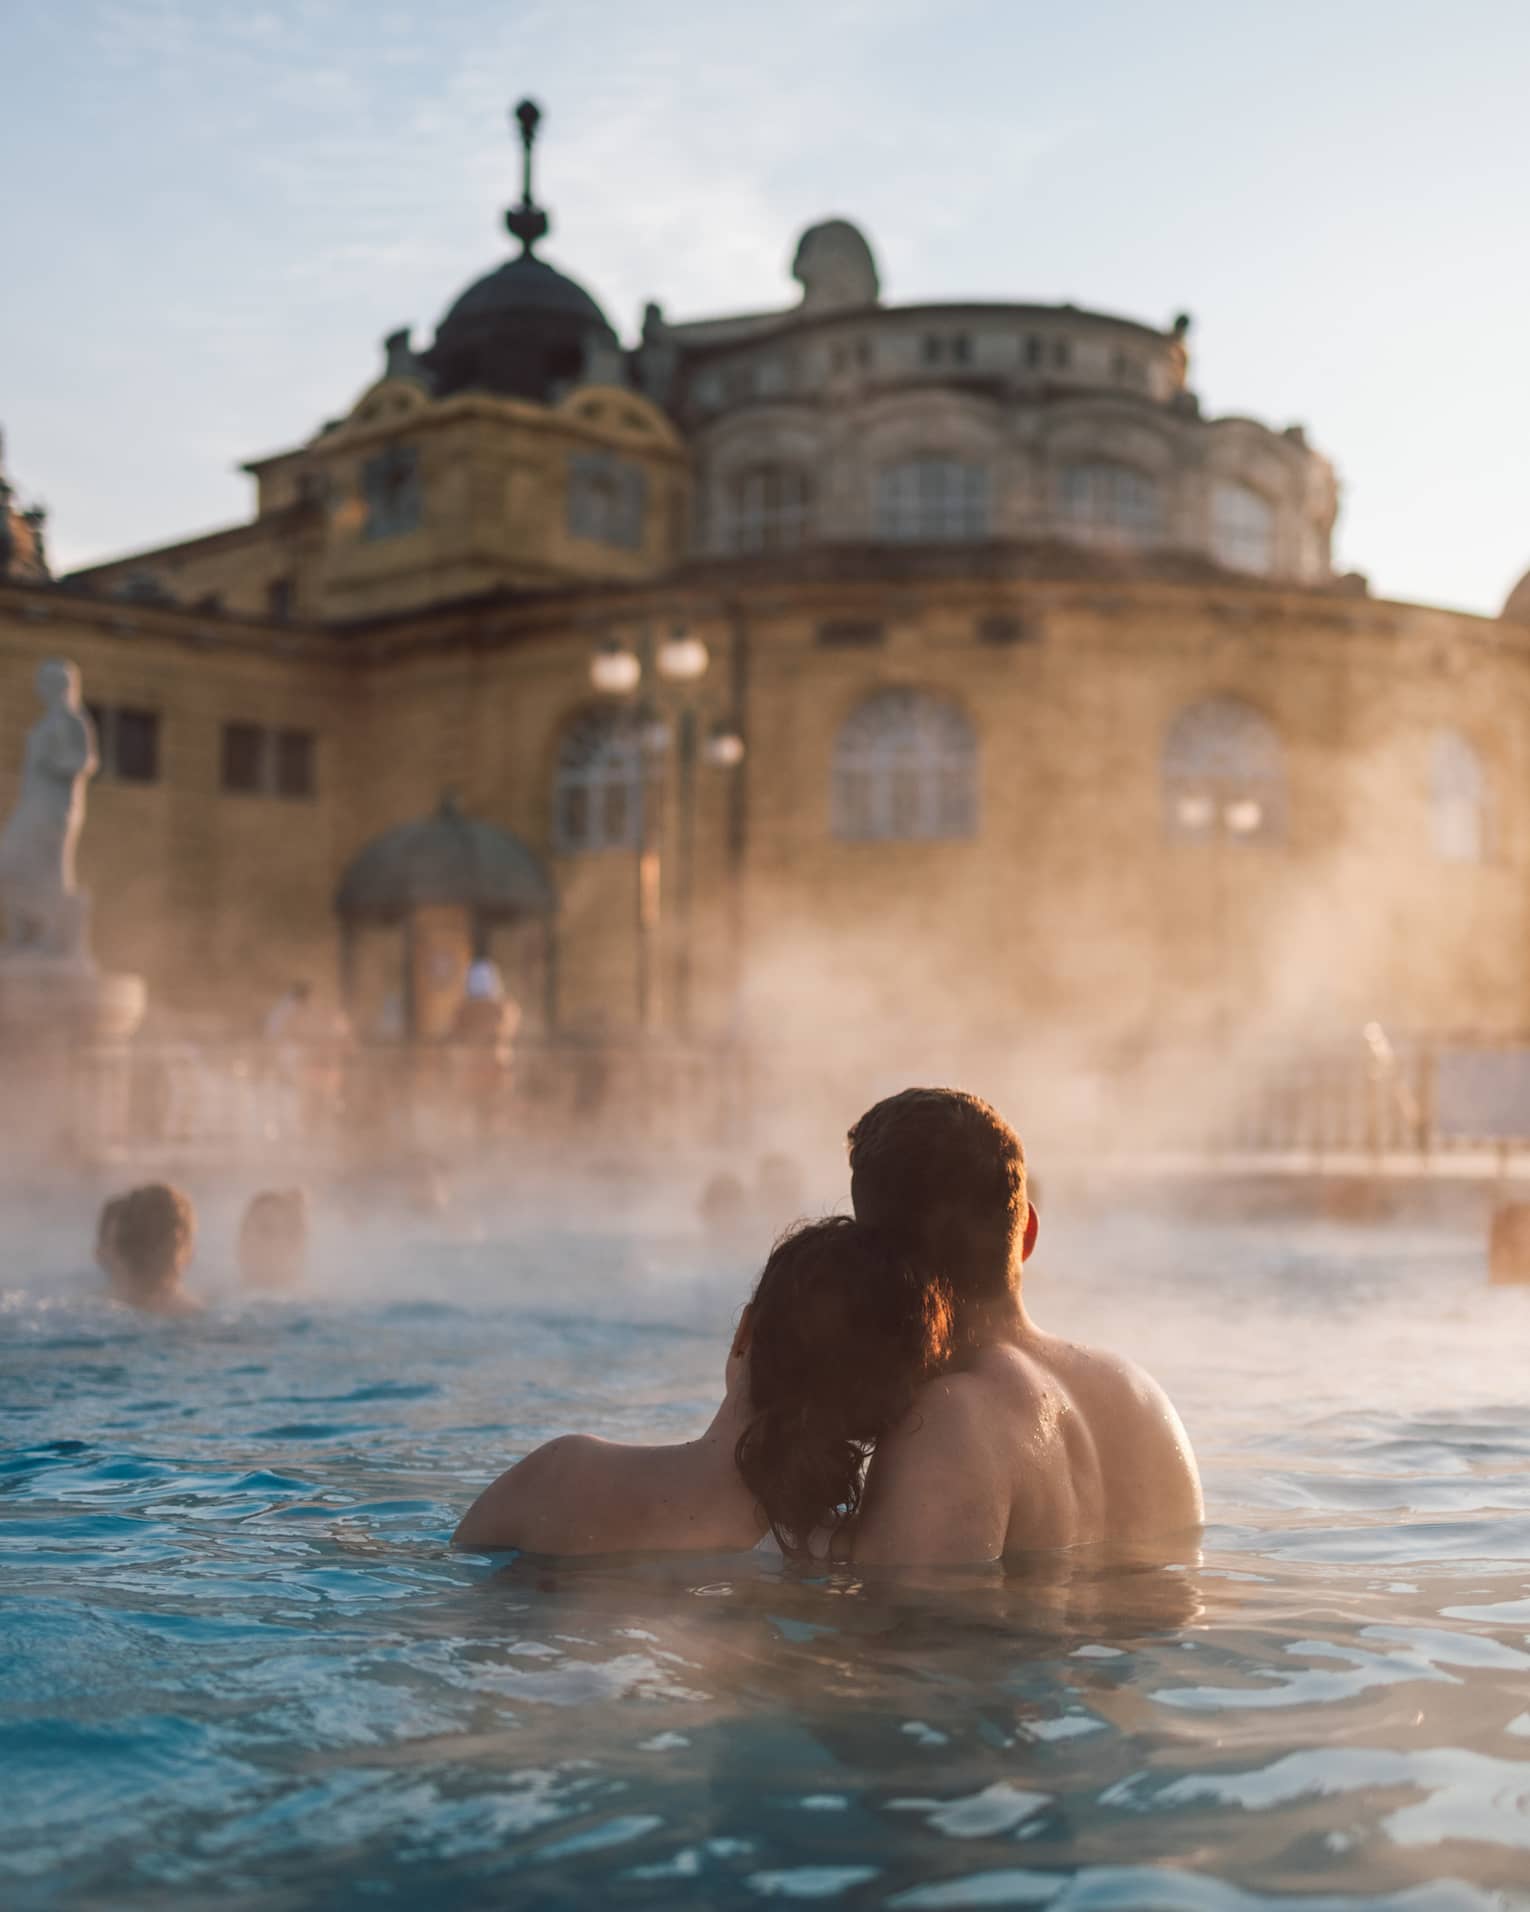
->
[3,570,1525,1062]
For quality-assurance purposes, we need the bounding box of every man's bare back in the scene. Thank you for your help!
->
[852,1327,1203,1565]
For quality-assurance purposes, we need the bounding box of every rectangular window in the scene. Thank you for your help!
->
[87,704,162,785]
[1052,338,1071,370]
[951,334,972,365]
[1025,336,1044,368]
[266,577,294,620]
[921,335,943,366]
[977,615,1033,646]
[221,723,317,799]
[568,453,647,548]
[817,620,885,648]
[361,445,423,541]
[222,723,264,794]
[275,728,315,799]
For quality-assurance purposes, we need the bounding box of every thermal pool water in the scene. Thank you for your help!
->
[3,1207,1529,1909]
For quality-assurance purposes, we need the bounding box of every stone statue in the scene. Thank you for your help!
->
[791,218,881,313]
[0,658,97,962]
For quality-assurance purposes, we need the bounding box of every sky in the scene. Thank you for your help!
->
[2,0,1527,615]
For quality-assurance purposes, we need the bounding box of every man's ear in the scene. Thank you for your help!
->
[730,1302,754,1362]
[1021,1201,1039,1264]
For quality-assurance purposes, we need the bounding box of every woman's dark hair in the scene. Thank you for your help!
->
[110,1183,196,1293]
[734,1216,953,1558]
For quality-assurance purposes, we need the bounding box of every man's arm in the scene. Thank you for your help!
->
[851,1378,1009,1566]
[453,1435,597,1550]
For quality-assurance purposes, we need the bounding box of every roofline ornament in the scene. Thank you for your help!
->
[505,97,551,257]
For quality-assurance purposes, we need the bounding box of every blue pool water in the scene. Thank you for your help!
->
[3,1205,1530,1909]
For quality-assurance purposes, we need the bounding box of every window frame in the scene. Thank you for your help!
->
[1431,728,1489,865]
[831,688,979,843]
[220,722,318,801]
[1161,695,1286,847]
[552,708,645,856]
[1211,480,1276,575]
[874,456,990,543]
[1056,460,1163,544]
[86,703,162,786]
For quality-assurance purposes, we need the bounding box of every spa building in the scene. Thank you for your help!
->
[4,101,1529,1074]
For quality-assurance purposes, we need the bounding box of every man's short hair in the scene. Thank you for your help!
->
[111,1183,196,1295]
[848,1088,1027,1324]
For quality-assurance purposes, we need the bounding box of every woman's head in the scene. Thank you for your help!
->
[237,1188,310,1291]
[102,1183,196,1306]
[732,1216,953,1558]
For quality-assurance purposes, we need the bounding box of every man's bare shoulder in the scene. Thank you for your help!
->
[853,1373,1012,1565]
[878,1371,1004,1476]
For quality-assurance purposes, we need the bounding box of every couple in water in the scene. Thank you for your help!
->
[457,1088,1202,1565]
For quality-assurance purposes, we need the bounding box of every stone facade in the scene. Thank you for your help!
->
[3,178,1523,1059]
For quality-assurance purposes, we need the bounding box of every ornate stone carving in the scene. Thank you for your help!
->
[0,658,97,963]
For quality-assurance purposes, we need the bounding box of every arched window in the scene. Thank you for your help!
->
[553,709,643,855]
[1211,481,1275,574]
[1056,461,1161,542]
[1162,696,1285,844]
[832,689,978,841]
[568,453,646,549]
[874,458,989,542]
[719,465,813,552]
[1432,730,1487,863]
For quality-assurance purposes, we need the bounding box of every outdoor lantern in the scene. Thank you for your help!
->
[656,626,710,683]
[1176,793,1215,831]
[1224,797,1264,835]
[590,639,642,695]
[703,722,746,769]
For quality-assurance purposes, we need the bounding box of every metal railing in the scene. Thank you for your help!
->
[46,1034,751,1169]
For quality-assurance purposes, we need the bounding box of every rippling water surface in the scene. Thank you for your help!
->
[3,1205,1530,1909]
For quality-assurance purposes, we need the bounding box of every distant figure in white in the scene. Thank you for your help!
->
[0,658,97,961]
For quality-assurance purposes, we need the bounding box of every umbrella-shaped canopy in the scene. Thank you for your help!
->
[335,793,555,927]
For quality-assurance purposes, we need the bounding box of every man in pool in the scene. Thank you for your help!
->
[846,1088,1202,1563]
[96,1183,201,1315]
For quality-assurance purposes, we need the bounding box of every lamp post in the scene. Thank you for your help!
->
[590,620,744,1035]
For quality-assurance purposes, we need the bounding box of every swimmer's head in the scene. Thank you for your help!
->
[95,1194,128,1281]
[848,1087,1036,1345]
[237,1188,309,1291]
[730,1216,952,1556]
[698,1171,748,1239]
[104,1183,196,1310]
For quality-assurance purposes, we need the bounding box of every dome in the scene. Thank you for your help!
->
[336,794,555,925]
[423,99,618,403]
[427,252,617,401]
[1503,568,1530,625]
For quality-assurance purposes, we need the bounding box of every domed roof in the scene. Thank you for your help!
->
[336,795,555,924]
[428,253,617,402]
[440,252,612,333]
[423,99,618,403]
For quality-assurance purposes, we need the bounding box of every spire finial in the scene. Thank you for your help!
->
[505,97,550,256]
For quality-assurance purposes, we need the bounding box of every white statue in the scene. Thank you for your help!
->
[0,658,97,962]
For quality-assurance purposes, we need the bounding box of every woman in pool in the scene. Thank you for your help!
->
[453,1217,952,1559]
